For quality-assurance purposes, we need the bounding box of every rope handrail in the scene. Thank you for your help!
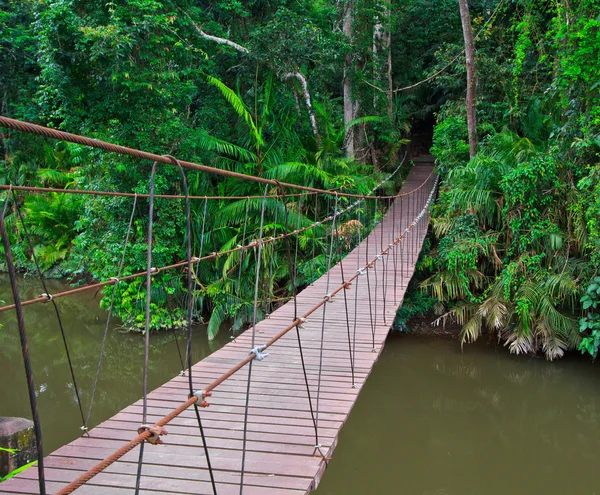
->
[0,162,432,314]
[0,116,425,200]
[53,173,438,495]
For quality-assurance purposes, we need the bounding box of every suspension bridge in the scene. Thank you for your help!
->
[0,116,437,495]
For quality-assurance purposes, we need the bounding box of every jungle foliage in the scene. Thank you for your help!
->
[426,0,600,359]
[0,0,598,360]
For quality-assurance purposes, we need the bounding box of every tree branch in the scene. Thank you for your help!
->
[179,8,249,53]
[194,28,250,54]
[281,72,321,144]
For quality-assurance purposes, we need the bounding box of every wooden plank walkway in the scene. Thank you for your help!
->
[1,164,436,495]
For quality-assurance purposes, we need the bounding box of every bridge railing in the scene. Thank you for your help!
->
[0,115,438,495]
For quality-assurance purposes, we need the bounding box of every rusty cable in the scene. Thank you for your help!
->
[280,186,320,445]
[11,190,88,433]
[239,185,269,495]
[365,202,376,350]
[134,160,158,494]
[86,194,138,426]
[233,198,251,339]
[314,193,338,448]
[167,155,218,495]
[0,183,307,200]
[373,198,380,331]
[351,200,362,388]
[0,195,47,495]
[0,154,400,200]
[0,116,427,200]
[335,198,355,388]
[392,195,398,303]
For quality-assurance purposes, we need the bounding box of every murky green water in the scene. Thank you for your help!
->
[316,334,600,495]
[0,274,228,454]
[3,275,600,494]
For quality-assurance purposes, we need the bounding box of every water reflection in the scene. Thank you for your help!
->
[315,335,600,495]
[0,274,228,454]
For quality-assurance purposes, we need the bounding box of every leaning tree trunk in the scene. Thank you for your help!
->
[343,0,355,159]
[458,0,477,158]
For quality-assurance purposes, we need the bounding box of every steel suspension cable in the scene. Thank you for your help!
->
[266,200,279,318]
[239,185,269,495]
[373,198,380,333]
[193,197,209,321]
[314,193,338,441]
[410,192,415,265]
[335,201,355,386]
[365,202,376,351]
[166,156,219,495]
[134,161,158,494]
[233,198,251,339]
[0,195,47,495]
[292,193,305,319]
[0,183,310,201]
[380,197,388,325]
[392,196,398,303]
[385,197,392,319]
[171,312,187,375]
[351,200,362,387]
[86,194,138,427]
[0,150,405,202]
[0,116,421,200]
[407,193,412,273]
[399,195,404,294]
[311,193,318,285]
[11,190,88,433]
[413,189,418,264]
[280,187,320,447]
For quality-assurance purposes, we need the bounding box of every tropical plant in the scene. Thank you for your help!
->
[579,277,600,358]
[428,128,592,359]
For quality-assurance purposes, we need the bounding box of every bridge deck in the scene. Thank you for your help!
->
[1,164,435,495]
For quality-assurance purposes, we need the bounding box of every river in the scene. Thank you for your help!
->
[315,335,600,495]
[2,277,600,494]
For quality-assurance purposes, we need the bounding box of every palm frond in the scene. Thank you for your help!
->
[207,302,227,340]
[205,74,262,146]
[197,133,258,163]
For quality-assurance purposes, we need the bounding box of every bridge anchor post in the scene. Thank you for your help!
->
[0,417,36,479]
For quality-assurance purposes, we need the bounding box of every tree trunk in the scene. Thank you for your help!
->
[373,2,393,122]
[386,22,393,122]
[458,0,477,158]
[343,0,355,159]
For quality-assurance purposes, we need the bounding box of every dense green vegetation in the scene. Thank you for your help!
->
[0,0,598,359]
[424,0,600,359]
